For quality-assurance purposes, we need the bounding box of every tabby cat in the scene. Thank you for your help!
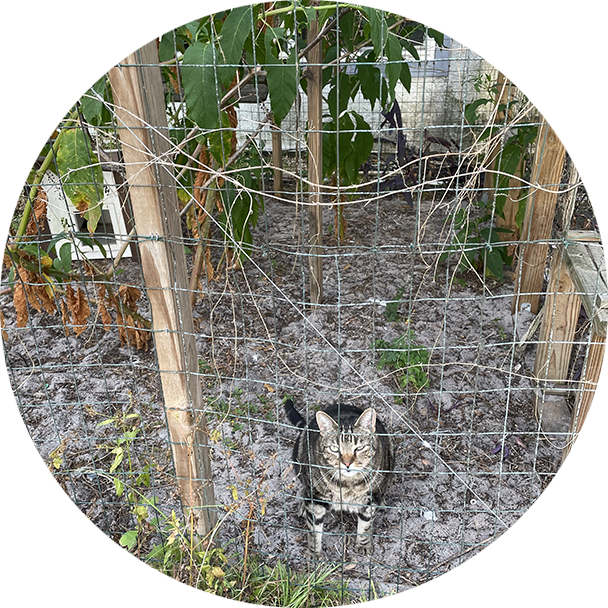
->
[284,399,394,556]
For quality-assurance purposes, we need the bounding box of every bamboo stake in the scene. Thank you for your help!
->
[108,42,217,537]
[307,4,324,305]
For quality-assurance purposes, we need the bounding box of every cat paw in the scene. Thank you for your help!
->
[304,547,324,560]
[355,542,371,556]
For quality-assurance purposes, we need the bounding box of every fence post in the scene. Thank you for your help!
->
[512,120,566,314]
[307,4,324,305]
[108,41,217,537]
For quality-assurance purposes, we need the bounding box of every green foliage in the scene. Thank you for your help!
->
[464,73,538,229]
[80,76,113,127]
[182,41,222,131]
[384,287,405,322]
[55,127,104,233]
[374,331,430,390]
[264,29,298,126]
[217,160,265,262]
[442,199,512,281]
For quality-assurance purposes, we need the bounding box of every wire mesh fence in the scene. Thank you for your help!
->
[2,2,604,603]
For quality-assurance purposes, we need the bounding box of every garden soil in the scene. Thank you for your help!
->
[2,192,572,597]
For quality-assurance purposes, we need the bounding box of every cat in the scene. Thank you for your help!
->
[284,399,394,556]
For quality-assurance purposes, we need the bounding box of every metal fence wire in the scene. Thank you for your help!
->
[2,2,604,603]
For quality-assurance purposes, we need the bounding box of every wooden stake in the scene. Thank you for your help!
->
[109,42,217,537]
[512,120,566,314]
[271,118,283,194]
[307,8,324,305]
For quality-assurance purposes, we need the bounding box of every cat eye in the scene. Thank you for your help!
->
[328,445,340,453]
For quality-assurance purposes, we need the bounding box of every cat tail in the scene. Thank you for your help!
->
[284,399,306,428]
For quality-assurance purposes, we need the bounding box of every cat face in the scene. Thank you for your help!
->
[316,408,377,476]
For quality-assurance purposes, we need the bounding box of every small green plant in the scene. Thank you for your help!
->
[95,400,159,554]
[384,287,405,322]
[374,331,430,390]
[442,198,512,281]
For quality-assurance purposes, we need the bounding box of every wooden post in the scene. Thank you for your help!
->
[108,42,217,537]
[512,120,566,314]
[271,119,283,195]
[307,6,324,304]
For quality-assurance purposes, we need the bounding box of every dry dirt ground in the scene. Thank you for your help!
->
[2,190,571,598]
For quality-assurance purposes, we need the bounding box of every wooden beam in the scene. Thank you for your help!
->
[562,239,608,337]
[512,120,566,314]
[108,42,217,537]
[533,248,581,382]
[307,8,324,305]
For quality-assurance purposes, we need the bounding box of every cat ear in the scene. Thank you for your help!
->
[355,408,377,433]
[316,411,338,433]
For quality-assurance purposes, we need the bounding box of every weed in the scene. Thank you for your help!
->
[384,287,405,322]
[493,318,508,341]
[374,331,430,390]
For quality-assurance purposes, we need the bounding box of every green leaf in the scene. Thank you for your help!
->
[385,33,402,101]
[400,37,420,61]
[55,128,104,233]
[499,143,522,178]
[158,32,178,62]
[182,41,221,131]
[119,530,138,550]
[264,36,297,126]
[208,111,233,165]
[80,77,110,127]
[58,242,72,273]
[464,98,491,124]
[327,73,356,121]
[339,10,356,51]
[400,62,412,93]
[485,247,504,281]
[113,477,124,497]
[515,196,528,229]
[109,447,124,473]
[364,7,387,59]
[96,417,116,428]
[358,52,380,108]
[520,126,538,149]
[352,112,374,169]
[217,5,252,87]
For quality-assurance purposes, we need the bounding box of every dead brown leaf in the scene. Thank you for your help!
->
[13,282,29,328]
[95,284,113,330]
[66,284,91,336]
[60,299,70,330]
[26,190,48,236]
[0,309,8,341]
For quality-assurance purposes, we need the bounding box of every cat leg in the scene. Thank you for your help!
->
[355,505,374,555]
[304,501,327,556]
